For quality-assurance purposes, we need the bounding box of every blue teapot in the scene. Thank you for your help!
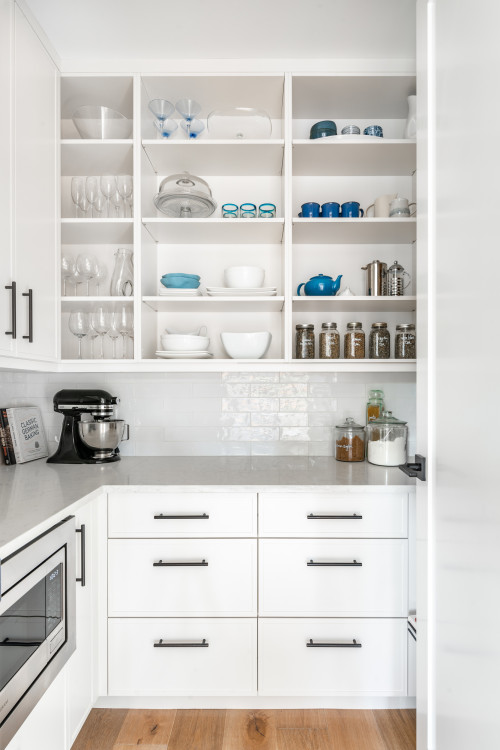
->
[297,273,343,296]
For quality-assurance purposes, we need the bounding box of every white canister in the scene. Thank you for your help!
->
[366,410,408,466]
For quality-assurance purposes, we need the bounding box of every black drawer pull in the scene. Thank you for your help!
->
[307,559,362,567]
[307,513,362,520]
[154,513,209,520]
[307,639,361,648]
[153,559,208,567]
[5,281,16,338]
[154,638,209,648]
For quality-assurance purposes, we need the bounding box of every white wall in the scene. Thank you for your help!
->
[0,370,415,457]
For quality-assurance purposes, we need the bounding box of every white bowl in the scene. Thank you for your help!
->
[160,334,210,352]
[220,331,272,359]
[224,266,265,289]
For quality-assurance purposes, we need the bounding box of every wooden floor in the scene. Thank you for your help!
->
[72,708,416,750]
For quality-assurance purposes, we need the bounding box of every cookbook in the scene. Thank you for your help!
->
[0,407,48,464]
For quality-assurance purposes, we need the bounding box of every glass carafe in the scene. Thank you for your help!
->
[386,260,411,296]
[110,249,134,296]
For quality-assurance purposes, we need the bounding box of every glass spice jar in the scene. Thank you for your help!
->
[319,322,340,359]
[335,418,366,462]
[344,322,365,359]
[296,324,315,359]
[369,322,391,359]
[366,388,385,424]
[395,323,416,359]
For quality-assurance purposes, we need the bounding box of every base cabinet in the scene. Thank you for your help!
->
[4,671,66,750]
[258,618,407,696]
[108,618,257,696]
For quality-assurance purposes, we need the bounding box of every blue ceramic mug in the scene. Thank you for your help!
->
[300,202,321,218]
[321,202,341,218]
[341,201,364,218]
[363,125,383,137]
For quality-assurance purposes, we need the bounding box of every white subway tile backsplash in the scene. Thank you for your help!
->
[0,371,415,458]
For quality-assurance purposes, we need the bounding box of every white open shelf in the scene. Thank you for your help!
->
[143,218,285,244]
[60,141,133,175]
[143,296,285,313]
[61,219,134,243]
[292,217,416,244]
[292,139,416,176]
[292,295,417,312]
[143,140,285,176]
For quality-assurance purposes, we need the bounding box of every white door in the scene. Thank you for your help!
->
[13,4,58,361]
[417,2,500,749]
[0,0,15,357]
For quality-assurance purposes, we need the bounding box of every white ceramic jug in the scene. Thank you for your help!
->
[366,193,398,218]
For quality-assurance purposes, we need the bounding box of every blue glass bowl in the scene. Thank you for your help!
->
[310,120,337,139]
[161,273,200,289]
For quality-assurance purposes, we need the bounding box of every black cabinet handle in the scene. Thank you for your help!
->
[154,638,209,648]
[5,281,16,338]
[307,639,361,648]
[307,559,362,567]
[76,524,86,587]
[307,513,362,520]
[22,289,33,342]
[153,559,208,567]
[154,513,209,520]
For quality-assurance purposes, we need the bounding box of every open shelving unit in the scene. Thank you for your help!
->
[58,71,416,371]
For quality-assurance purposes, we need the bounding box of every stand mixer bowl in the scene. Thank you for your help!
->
[78,420,128,458]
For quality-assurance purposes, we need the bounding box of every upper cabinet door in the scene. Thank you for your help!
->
[14,5,58,360]
[0,0,15,357]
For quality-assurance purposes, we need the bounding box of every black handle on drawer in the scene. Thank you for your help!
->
[76,524,86,587]
[153,559,208,567]
[307,559,362,567]
[154,513,210,520]
[22,289,33,342]
[5,281,16,338]
[154,638,209,648]
[307,639,362,648]
[307,513,362,520]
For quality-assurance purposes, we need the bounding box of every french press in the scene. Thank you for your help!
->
[386,260,411,296]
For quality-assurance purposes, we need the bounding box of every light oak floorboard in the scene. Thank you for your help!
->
[276,728,332,750]
[113,709,177,747]
[72,708,128,750]
[222,710,276,749]
[274,709,327,729]
[167,709,226,750]
[325,709,385,750]
[374,708,416,750]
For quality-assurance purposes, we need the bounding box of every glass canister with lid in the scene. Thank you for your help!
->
[344,322,365,359]
[369,322,390,359]
[395,323,416,358]
[295,324,315,359]
[366,388,385,424]
[366,410,408,466]
[319,322,340,359]
[335,418,365,462]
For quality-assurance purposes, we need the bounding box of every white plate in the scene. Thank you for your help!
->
[159,288,201,295]
[206,286,277,293]
[206,291,277,297]
[155,350,213,359]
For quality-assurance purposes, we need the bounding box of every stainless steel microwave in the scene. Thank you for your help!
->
[0,517,76,749]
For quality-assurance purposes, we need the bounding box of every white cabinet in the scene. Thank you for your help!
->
[4,670,66,750]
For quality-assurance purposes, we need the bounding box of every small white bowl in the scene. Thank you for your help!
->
[220,331,272,359]
[160,334,210,352]
[224,266,265,289]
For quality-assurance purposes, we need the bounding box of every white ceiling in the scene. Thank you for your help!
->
[23,0,416,64]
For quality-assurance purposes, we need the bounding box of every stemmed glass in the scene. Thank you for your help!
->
[78,195,90,218]
[94,192,107,218]
[85,176,100,217]
[76,253,98,295]
[71,177,85,217]
[100,175,117,216]
[87,322,100,358]
[91,307,110,359]
[148,99,174,130]
[153,119,178,139]
[107,313,121,359]
[180,119,205,139]
[116,306,134,358]
[110,190,125,218]
[94,262,108,295]
[116,175,133,218]
[61,254,76,296]
[68,311,90,359]
[176,98,201,138]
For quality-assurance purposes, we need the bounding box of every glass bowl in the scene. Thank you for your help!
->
[207,107,272,139]
[72,105,132,139]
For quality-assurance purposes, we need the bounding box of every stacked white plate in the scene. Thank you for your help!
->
[155,350,213,359]
[159,287,202,296]
[206,286,277,297]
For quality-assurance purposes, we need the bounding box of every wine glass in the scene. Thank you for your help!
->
[93,191,107,218]
[76,253,98,295]
[116,306,134,358]
[100,175,117,216]
[78,194,90,218]
[61,254,76,296]
[87,322,100,358]
[91,307,110,358]
[175,98,201,138]
[180,119,205,139]
[107,313,121,358]
[85,176,100,217]
[110,189,125,218]
[94,262,108,295]
[71,177,85,217]
[148,99,174,126]
[68,311,90,359]
[116,175,133,218]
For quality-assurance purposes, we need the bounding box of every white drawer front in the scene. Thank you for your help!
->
[108,492,257,537]
[259,492,408,538]
[258,618,407,696]
[259,539,408,616]
[108,618,257,696]
[108,539,257,616]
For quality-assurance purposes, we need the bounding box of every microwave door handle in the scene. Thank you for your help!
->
[76,525,86,587]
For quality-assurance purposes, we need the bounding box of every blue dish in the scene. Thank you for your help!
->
[161,273,200,289]
[363,125,383,137]
[310,120,337,139]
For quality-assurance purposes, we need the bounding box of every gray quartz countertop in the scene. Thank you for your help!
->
[0,457,414,556]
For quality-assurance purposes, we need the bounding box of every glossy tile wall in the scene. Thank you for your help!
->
[0,371,415,457]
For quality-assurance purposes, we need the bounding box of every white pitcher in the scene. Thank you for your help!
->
[365,193,398,218]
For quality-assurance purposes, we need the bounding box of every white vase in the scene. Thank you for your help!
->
[404,95,417,139]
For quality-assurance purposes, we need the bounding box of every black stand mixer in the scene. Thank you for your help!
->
[47,389,129,464]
